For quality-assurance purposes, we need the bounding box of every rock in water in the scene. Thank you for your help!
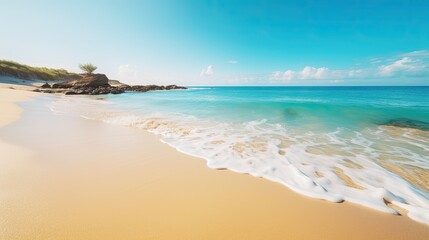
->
[126,84,187,92]
[165,85,187,90]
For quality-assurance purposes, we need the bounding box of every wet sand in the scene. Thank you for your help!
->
[1,88,428,239]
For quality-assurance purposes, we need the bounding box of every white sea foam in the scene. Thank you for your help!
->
[49,96,429,225]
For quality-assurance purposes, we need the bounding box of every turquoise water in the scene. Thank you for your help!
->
[52,86,429,224]
[108,86,429,131]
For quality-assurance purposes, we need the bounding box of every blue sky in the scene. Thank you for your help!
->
[1,0,429,85]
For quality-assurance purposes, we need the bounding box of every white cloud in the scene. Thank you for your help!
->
[283,70,295,81]
[301,66,329,79]
[270,66,355,81]
[271,50,429,83]
[402,50,429,58]
[378,57,424,76]
[200,65,214,76]
[227,60,238,64]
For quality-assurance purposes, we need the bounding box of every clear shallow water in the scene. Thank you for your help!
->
[50,86,429,224]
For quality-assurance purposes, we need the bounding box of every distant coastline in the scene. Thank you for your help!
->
[0,60,186,95]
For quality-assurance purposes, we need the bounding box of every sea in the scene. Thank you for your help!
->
[50,86,429,224]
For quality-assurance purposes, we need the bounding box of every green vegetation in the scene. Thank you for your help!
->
[79,63,97,75]
[0,60,81,81]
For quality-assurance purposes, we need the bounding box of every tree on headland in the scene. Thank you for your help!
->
[79,63,97,75]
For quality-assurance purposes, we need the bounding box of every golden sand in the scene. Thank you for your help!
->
[0,87,428,240]
[0,88,38,128]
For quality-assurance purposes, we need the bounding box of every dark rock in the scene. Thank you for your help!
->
[128,85,149,92]
[90,87,111,95]
[52,82,73,89]
[65,91,78,95]
[111,89,124,94]
[74,74,110,88]
[59,85,125,95]
[128,85,174,92]
[41,89,57,94]
[52,74,109,89]
[109,87,125,94]
[165,85,187,90]
[41,83,51,88]
[116,84,131,91]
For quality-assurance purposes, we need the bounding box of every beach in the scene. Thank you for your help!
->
[3,0,429,238]
[1,87,429,239]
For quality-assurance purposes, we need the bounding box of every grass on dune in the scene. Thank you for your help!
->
[0,60,81,81]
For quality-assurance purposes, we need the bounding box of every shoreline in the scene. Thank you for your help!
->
[1,87,429,239]
[0,88,40,190]
[0,87,39,127]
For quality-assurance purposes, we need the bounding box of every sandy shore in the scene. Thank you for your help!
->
[0,88,39,192]
[0,87,428,239]
[0,87,38,127]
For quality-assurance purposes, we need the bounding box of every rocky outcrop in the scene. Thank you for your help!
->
[37,74,187,95]
[64,86,124,95]
[46,74,120,95]
[119,84,187,92]
[52,74,109,89]
[165,85,186,90]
